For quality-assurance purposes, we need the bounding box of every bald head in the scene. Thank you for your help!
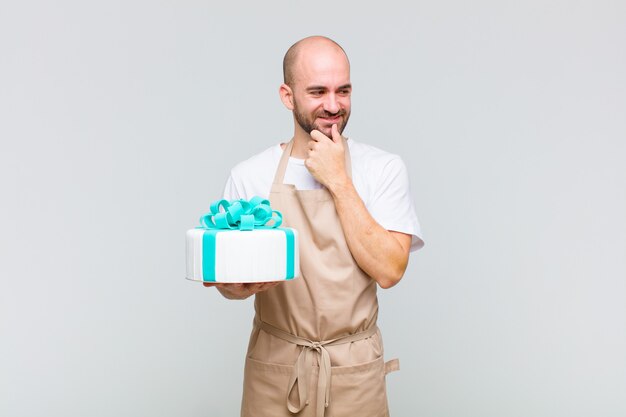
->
[282,36,349,86]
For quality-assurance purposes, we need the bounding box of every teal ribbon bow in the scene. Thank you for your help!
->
[199,196,283,231]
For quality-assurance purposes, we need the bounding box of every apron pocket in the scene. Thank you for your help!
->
[326,355,389,417]
[242,354,392,417]
[242,356,298,417]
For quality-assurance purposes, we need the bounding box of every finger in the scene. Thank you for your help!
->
[206,282,234,289]
[331,124,341,143]
[309,130,321,142]
[217,283,245,290]
[310,129,330,142]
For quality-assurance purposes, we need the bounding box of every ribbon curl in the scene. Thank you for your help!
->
[199,196,283,231]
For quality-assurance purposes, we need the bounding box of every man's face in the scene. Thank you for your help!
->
[289,50,352,138]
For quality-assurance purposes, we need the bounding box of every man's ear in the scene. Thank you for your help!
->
[279,83,294,110]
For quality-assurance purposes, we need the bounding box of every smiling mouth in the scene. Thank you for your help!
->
[318,115,342,123]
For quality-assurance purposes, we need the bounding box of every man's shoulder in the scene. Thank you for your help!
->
[348,138,404,170]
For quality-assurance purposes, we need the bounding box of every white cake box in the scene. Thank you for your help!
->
[186,227,299,283]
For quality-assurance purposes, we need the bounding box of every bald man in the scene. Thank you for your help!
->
[208,36,423,417]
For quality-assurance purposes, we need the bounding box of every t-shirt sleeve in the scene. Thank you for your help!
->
[368,156,424,252]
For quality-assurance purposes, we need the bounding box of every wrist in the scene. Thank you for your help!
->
[327,175,354,199]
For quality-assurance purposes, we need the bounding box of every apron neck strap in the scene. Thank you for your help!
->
[272,138,353,185]
[273,140,294,185]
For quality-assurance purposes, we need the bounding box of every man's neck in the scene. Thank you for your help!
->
[289,131,310,159]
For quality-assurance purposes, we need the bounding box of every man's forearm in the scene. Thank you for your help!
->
[302,126,411,287]
[328,180,411,289]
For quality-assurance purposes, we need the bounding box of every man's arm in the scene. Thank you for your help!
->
[305,124,412,288]
[330,183,412,288]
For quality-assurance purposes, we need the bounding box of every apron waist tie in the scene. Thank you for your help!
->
[255,318,378,417]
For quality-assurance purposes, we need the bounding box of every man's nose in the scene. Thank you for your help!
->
[323,93,340,114]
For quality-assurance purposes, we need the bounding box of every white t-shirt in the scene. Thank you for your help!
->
[223,138,424,251]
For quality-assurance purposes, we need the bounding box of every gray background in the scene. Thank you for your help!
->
[1,1,625,416]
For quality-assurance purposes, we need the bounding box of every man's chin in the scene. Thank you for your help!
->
[317,127,333,137]
[313,124,339,138]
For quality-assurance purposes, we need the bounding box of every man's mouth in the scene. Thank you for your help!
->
[317,113,343,124]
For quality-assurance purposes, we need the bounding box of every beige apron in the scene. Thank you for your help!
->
[241,139,399,417]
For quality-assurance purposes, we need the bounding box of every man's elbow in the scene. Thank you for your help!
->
[377,261,408,289]
[376,232,412,289]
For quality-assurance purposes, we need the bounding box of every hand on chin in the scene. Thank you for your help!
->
[313,124,333,139]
